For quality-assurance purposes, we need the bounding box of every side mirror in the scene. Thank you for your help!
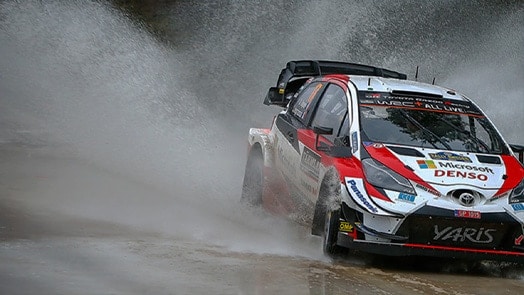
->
[263,87,288,107]
[313,126,333,135]
[510,144,524,163]
[313,126,352,157]
[313,126,333,152]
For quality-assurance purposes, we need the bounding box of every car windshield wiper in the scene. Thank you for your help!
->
[437,117,491,153]
[398,109,452,150]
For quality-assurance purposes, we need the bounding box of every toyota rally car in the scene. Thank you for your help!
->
[241,60,524,262]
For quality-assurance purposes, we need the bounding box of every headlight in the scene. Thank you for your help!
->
[362,158,416,195]
[509,178,524,204]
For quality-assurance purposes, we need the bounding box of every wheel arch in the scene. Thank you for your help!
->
[311,167,342,235]
[247,128,274,168]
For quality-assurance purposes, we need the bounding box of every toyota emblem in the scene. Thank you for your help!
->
[458,192,476,206]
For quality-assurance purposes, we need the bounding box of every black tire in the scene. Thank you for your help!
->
[240,148,263,207]
[311,173,339,236]
[311,199,326,236]
[323,208,345,256]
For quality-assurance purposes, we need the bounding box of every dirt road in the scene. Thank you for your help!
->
[1,145,523,295]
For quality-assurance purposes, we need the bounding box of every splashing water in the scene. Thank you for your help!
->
[0,0,522,260]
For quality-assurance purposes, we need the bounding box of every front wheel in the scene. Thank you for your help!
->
[323,208,345,256]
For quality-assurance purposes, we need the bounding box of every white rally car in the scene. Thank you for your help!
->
[241,60,524,262]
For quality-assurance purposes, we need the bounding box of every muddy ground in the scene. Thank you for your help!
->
[1,145,524,295]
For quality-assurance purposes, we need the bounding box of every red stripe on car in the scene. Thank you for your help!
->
[364,144,438,192]
[495,155,524,196]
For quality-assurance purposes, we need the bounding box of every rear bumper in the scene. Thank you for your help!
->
[338,233,524,263]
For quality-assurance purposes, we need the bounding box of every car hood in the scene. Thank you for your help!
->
[363,143,522,191]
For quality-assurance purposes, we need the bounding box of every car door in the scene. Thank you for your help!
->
[296,82,350,203]
[274,81,325,196]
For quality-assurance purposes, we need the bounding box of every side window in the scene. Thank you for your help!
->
[473,118,503,153]
[310,84,348,142]
[291,82,324,123]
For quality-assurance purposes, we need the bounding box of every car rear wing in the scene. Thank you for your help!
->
[264,60,408,107]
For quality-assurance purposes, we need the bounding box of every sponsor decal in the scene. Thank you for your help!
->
[511,203,524,212]
[515,235,524,246]
[488,192,509,202]
[293,109,304,118]
[433,225,495,244]
[454,210,481,219]
[415,183,441,197]
[375,100,414,107]
[277,143,296,176]
[437,162,494,174]
[300,178,318,196]
[351,132,358,153]
[300,147,320,180]
[371,98,473,114]
[417,160,436,169]
[359,93,484,116]
[430,162,494,181]
[428,152,471,163]
[434,170,488,181]
[347,179,378,213]
[361,141,383,148]
[339,222,354,232]
[309,83,324,102]
[412,101,472,114]
[293,83,324,119]
[397,193,416,203]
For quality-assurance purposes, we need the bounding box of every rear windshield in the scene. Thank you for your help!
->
[357,92,508,154]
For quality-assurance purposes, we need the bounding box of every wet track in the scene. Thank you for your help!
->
[2,146,524,294]
[1,1,523,294]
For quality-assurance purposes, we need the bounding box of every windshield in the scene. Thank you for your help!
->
[358,92,507,154]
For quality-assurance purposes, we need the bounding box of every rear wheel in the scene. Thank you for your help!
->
[323,208,345,256]
[240,147,263,207]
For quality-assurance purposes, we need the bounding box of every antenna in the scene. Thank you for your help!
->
[415,66,419,81]
[432,77,436,85]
